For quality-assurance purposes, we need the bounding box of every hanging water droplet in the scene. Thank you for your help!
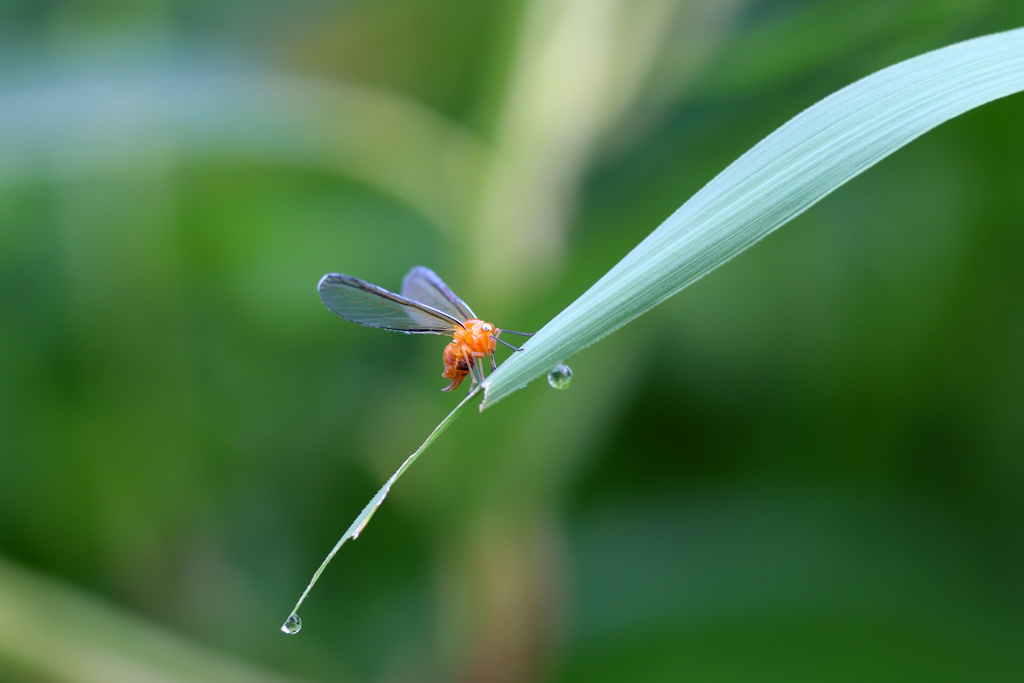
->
[547,364,573,390]
[281,613,302,634]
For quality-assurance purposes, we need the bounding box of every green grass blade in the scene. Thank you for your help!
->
[482,27,1024,409]
[281,388,479,629]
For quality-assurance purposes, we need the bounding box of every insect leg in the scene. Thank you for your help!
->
[493,335,523,352]
[471,350,488,384]
[490,353,497,372]
[498,329,534,337]
[460,346,481,393]
[471,360,486,390]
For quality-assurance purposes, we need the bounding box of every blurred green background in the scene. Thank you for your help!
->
[1,1,1023,682]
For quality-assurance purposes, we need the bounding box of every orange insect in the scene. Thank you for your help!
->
[318,266,532,392]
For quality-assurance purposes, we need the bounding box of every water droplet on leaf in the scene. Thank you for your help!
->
[547,364,572,389]
[281,613,302,634]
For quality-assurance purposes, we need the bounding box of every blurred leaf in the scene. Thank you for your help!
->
[0,73,483,236]
[0,557,317,683]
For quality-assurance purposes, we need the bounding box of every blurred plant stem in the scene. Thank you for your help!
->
[437,520,564,683]
[470,0,743,302]
[429,2,741,675]
[426,328,649,681]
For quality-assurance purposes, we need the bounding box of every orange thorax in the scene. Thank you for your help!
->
[441,319,497,391]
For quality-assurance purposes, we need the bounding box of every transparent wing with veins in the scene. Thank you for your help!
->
[318,273,464,334]
[401,266,476,321]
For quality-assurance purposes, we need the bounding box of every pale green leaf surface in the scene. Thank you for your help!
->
[482,27,1024,408]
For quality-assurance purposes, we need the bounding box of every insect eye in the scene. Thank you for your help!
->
[482,324,493,333]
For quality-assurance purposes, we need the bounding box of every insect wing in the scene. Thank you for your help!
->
[401,266,476,321]
[318,273,463,334]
